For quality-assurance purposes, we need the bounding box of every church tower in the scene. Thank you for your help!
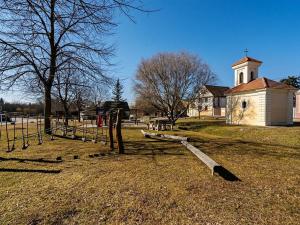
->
[232,56,262,86]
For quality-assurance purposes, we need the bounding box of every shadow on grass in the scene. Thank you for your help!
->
[189,137,300,160]
[0,157,63,164]
[214,166,241,181]
[0,168,61,173]
[124,139,185,156]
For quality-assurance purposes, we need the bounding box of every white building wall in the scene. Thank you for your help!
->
[296,91,300,119]
[226,90,267,126]
[287,91,294,124]
[265,90,272,125]
[264,89,293,125]
[227,89,295,126]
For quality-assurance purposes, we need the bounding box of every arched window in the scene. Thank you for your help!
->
[250,71,254,81]
[242,100,247,109]
[239,72,244,84]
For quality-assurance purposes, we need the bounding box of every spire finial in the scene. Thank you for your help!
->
[244,48,249,57]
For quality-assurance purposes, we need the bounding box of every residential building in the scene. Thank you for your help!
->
[187,85,229,117]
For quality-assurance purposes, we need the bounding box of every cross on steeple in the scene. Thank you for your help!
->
[244,48,248,57]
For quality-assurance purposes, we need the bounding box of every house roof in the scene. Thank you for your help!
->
[98,101,130,111]
[225,77,297,94]
[232,56,263,67]
[204,85,230,97]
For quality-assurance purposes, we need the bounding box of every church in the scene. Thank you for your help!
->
[225,56,297,126]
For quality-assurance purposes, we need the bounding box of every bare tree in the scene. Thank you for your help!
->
[52,64,75,125]
[72,84,88,122]
[226,95,246,125]
[135,95,157,116]
[0,0,146,133]
[135,52,216,125]
[53,63,110,124]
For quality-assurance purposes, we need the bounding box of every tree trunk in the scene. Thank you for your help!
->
[63,103,69,125]
[116,109,124,154]
[108,112,114,151]
[44,86,52,134]
[77,109,81,122]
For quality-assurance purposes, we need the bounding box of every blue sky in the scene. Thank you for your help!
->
[113,0,300,103]
[2,0,300,103]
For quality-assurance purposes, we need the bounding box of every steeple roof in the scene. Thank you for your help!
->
[232,56,262,67]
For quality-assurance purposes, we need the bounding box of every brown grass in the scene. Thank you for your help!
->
[0,120,299,224]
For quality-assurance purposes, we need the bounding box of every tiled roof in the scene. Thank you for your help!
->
[232,56,262,67]
[225,77,297,94]
[204,85,230,97]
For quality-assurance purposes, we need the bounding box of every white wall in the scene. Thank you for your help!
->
[266,89,294,125]
[226,90,267,126]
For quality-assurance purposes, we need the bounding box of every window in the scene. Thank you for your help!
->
[250,71,254,81]
[239,72,244,84]
[204,97,208,103]
[242,100,247,109]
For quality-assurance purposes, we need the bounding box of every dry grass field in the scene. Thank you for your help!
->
[0,118,299,224]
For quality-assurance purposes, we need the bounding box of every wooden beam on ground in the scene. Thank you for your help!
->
[140,130,239,180]
[141,130,189,141]
[181,141,220,175]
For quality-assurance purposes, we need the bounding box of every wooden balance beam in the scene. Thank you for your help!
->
[181,141,220,175]
[141,130,189,141]
[141,130,220,176]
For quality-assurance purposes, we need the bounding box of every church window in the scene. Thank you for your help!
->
[250,71,254,81]
[239,72,244,84]
[242,100,247,109]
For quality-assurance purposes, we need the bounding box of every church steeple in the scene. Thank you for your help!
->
[232,56,262,86]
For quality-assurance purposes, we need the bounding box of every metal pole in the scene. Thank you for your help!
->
[26,115,29,146]
[21,116,26,149]
[11,114,16,151]
[5,113,10,152]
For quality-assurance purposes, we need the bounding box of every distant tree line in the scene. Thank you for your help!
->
[280,76,300,89]
[280,75,300,106]
[0,98,43,114]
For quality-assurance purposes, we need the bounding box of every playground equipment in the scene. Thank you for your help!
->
[1,113,107,152]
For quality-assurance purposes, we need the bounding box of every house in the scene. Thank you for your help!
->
[187,85,229,117]
[225,56,297,126]
[295,90,300,119]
